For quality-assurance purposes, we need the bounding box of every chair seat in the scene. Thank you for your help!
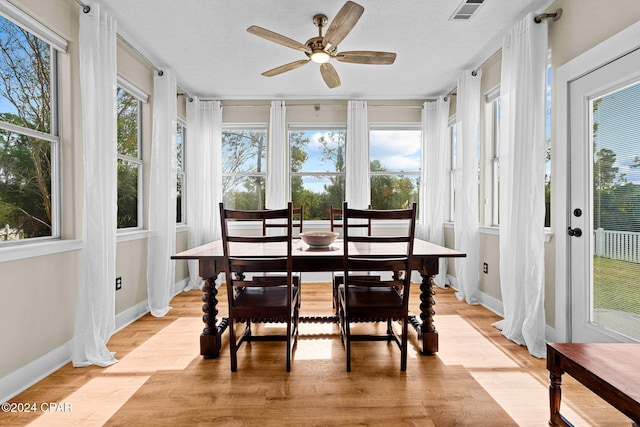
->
[234,286,299,311]
[339,285,405,318]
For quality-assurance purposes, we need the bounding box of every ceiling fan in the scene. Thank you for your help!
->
[246,1,396,89]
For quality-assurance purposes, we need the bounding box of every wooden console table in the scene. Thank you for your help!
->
[547,342,640,426]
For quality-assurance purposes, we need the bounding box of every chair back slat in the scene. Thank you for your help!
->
[330,204,371,234]
[262,205,303,236]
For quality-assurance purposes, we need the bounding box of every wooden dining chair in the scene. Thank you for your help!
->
[219,202,300,372]
[337,201,417,371]
[329,204,378,314]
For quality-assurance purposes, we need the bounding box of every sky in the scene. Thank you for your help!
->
[294,128,422,173]
[592,80,640,185]
[296,128,421,193]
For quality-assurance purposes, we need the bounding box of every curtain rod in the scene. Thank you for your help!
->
[78,1,163,76]
[534,8,562,24]
[216,103,426,109]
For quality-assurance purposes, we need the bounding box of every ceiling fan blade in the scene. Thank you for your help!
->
[323,1,364,49]
[335,51,397,65]
[320,63,341,89]
[247,25,311,54]
[261,59,311,77]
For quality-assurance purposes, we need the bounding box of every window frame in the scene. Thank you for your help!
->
[486,87,501,226]
[116,83,144,231]
[289,125,347,220]
[221,124,268,210]
[368,124,422,211]
[176,117,186,225]
[447,117,457,222]
[0,12,61,245]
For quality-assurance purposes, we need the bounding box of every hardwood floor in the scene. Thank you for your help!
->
[1,283,631,426]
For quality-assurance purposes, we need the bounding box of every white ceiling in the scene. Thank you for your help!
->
[98,0,553,100]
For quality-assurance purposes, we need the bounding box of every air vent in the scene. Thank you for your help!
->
[450,0,485,21]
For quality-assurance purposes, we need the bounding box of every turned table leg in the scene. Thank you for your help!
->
[199,260,228,359]
[549,371,563,426]
[409,271,438,354]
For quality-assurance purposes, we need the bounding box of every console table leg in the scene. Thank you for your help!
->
[200,276,228,358]
[549,371,570,426]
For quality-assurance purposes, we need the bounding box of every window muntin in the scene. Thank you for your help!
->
[176,120,185,224]
[369,128,421,210]
[222,126,267,210]
[0,14,58,242]
[116,87,142,229]
[290,127,345,220]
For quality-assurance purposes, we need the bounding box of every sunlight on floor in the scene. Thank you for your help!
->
[27,376,149,427]
[296,322,335,360]
[104,318,201,373]
[28,318,202,427]
[437,315,592,427]
[21,313,618,426]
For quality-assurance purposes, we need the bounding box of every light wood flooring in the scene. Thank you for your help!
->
[1,283,632,426]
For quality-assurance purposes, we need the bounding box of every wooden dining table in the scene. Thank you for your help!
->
[171,238,465,359]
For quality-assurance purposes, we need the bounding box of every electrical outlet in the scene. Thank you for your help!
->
[483,263,488,274]
[115,277,122,290]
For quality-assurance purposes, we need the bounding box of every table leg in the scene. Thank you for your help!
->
[549,371,572,426]
[409,271,438,354]
[200,276,228,358]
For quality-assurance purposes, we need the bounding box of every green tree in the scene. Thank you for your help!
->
[0,17,52,239]
[222,129,267,209]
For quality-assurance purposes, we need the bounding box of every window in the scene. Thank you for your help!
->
[290,127,345,220]
[369,127,421,210]
[116,87,143,229]
[176,119,185,223]
[447,119,457,221]
[0,14,59,242]
[487,89,501,226]
[222,126,266,210]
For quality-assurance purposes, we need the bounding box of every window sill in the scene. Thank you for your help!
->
[0,239,82,263]
[443,223,554,243]
[117,229,150,242]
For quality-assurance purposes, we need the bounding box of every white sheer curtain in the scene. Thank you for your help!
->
[184,98,222,290]
[346,100,370,208]
[147,70,177,316]
[495,13,547,358]
[420,97,450,287]
[266,100,288,209]
[72,2,118,367]
[454,70,481,305]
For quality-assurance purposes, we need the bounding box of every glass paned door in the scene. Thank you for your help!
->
[569,47,640,342]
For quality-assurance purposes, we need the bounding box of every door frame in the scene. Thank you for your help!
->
[555,20,640,342]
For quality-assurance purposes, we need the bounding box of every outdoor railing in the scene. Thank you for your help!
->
[594,228,640,263]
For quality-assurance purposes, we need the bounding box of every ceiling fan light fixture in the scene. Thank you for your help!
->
[310,50,331,64]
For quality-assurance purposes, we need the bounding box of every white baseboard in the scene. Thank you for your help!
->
[1,298,150,403]
[0,339,72,404]
[114,298,150,332]
[474,290,504,318]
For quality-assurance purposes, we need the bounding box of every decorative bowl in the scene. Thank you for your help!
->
[300,231,339,247]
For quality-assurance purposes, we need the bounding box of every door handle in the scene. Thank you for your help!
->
[568,227,582,237]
